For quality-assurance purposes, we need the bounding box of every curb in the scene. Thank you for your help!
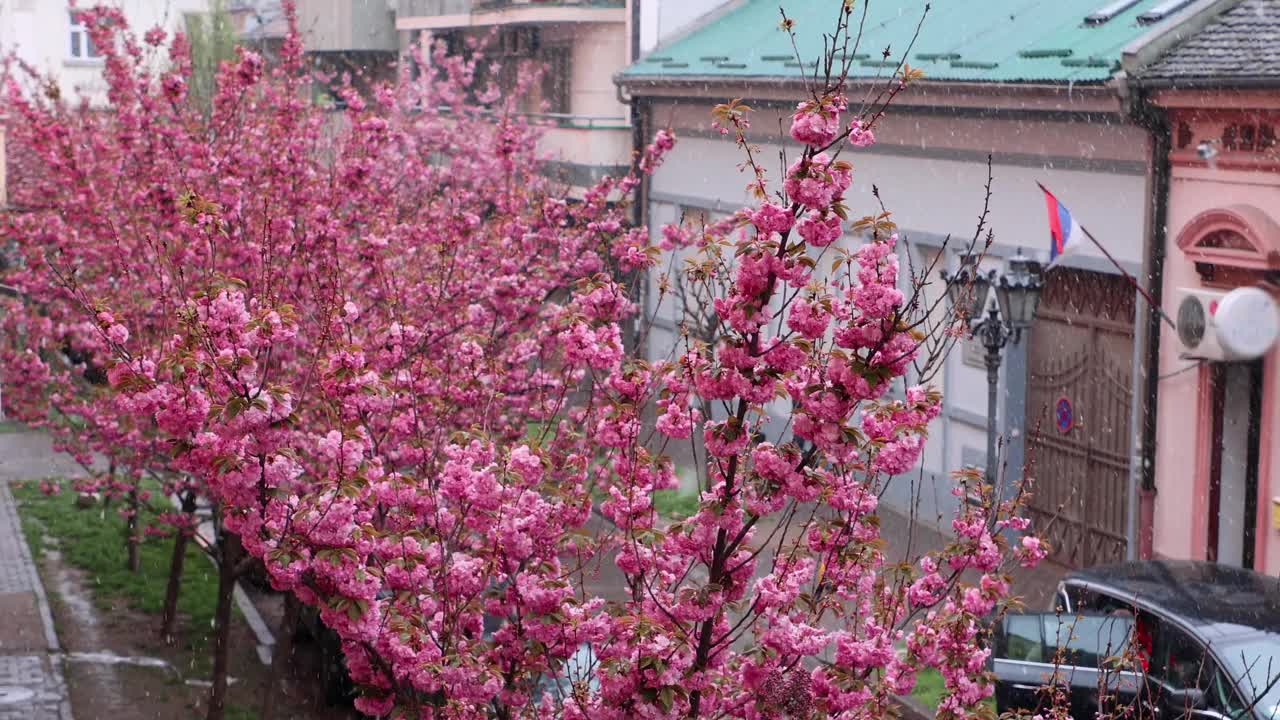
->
[233,583,275,665]
[895,694,933,720]
[0,483,59,653]
[1,481,75,720]
[181,503,276,665]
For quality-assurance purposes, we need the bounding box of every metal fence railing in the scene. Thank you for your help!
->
[528,112,628,130]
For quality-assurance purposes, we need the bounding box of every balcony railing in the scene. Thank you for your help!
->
[473,0,624,9]
[398,0,623,15]
[398,0,474,16]
[527,112,628,130]
[396,0,627,32]
[429,105,627,129]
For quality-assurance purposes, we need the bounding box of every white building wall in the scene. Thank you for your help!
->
[0,0,210,105]
[644,115,1149,529]
[650,135,1147,269]
[541,22,628,118]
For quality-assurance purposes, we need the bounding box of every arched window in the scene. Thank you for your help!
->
[1194,229,1255,252]
[1176,205,1280,273]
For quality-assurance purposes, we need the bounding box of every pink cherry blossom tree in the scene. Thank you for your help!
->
[0,3,1047,720]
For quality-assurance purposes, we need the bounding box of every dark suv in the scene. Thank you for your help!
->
[990,560,1280,720]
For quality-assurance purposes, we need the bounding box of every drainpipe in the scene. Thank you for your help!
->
[616,0,647,341]
[630,95,646,228]
[1125,245,1149,561]
[629,0,642,62]
[640,96,650,354]
[1124,88,1171,561]
[1140,109,1170,560]
[628,92,649,355]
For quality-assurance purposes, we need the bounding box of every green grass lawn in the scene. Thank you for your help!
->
[13,481,224,666]
[912,667,947,708]
[653,488,700,519]
[912,667,997,712]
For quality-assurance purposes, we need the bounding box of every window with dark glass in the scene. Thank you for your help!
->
[1043,614,1134,669]
[69,11,101,60]
[1148,621,1211,691]
[1208,665,1250,719]
[539,45,571,116]
[1223,122,1278,153]
[1218,639,1280,718]
[1004,614,1044,663]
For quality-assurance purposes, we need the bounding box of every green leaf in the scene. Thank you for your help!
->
[658,687,675,712]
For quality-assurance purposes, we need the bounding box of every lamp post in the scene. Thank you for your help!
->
[942,252,1044,486]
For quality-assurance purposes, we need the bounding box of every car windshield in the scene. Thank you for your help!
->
[1220,638,1280,719]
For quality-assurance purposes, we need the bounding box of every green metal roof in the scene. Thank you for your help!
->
[623,0,1187,84]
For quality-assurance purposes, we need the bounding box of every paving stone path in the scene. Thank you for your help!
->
[0,431,78,720]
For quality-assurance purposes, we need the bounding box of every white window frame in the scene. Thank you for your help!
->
[68,11,102,62]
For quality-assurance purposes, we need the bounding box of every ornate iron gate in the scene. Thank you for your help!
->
[1026,269,1135,568]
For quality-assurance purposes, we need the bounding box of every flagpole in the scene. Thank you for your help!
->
[1036,182,1177,331]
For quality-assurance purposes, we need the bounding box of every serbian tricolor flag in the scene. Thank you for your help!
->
[1039,183,1084,263]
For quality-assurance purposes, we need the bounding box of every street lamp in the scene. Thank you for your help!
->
[942,251,1044,485]
[942,253,994,323]
[996,253,1044,343]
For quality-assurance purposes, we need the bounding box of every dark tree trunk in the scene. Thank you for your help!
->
[125,476,141,573]
[160,493,198,643]
[207,530,243,720]
[260,592,300,720]
[104,460,115,511]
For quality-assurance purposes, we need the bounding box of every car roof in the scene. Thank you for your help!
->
[1064,560,1280,640]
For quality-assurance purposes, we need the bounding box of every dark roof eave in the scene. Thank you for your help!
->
[616,73,1114,92]
[1131,74,1280,90]
[615,74,1123,115]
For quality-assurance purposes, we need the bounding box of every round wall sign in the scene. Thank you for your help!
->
[1055,396,1074,434]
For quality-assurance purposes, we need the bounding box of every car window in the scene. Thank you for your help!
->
[1044,614,1135,669]
[1063,584,1101,612]
[1062,583,1133,616]
[1208,664,1251,720]
[1149,620,1212,691]
[1219,638,1280,719]
[1005,614,1044,662]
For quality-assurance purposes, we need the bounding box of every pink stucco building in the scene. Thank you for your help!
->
[1132,0,1280,573]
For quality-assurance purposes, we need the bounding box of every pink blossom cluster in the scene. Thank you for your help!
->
[790,94,846,147]
[0,3,1047,719]
[783,152,852,211]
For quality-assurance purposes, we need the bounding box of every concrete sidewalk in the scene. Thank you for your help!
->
[0,430,78,720]
[0,431,89,484]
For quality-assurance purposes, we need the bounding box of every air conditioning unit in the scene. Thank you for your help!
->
[1174,286,1280,361]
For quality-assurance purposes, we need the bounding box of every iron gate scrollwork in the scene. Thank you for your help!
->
[1026,269,1135,568]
